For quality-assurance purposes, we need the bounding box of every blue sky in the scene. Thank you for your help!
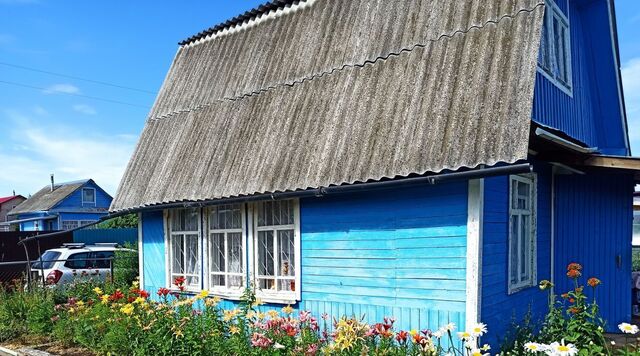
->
[0,1,639,197]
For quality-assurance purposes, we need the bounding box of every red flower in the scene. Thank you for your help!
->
[561,293,569,299]
[109,290,124,301]
[157,287,170,297]
[566,269,581,279]
[412,333,425,344]
[138,290,150,298]
[127,296,136,303]
[174,276,186,287]
[569,307,581,314]
[569,298,575,303]
[567,263,582,271]
[587,277,601,287]
[395,330,408,343]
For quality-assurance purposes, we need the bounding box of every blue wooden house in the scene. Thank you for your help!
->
[111,0,640,342]
[7,179,112,231]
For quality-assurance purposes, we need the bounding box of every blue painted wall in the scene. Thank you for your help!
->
[532,0,628,155]
[73,228,137,245]
[554,171,633,331]
[141,182,469,333]
[52,180,112,211]
[481,164,552,346]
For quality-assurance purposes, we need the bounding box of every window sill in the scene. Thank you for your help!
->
[255,291,299,305]
[208,290,244,301]
[507,283,536,295]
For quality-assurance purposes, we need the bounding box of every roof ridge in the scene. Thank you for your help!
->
[149,2,545,122]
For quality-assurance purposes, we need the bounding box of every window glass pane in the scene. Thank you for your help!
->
[211,275,225,287]
[172,234,184,274]
[521,215,531,282]
[209,204,242,230]
[172,208,199,232]
[228,232,243,274]
[510,216,519,285]
[518,181,530,210]
[278,230,295,277]
[82,188,95,203]
[210,233,224,273]
[258,231,274,276]
[64,252,91,269]
[185,234,199,277]
[539,10,551,71]
[92,251,114,269]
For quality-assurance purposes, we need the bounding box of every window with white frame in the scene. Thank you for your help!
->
[538,0,572,93]
[168,208,201,291]
[207,204,245,294]
[508,174,537,293]
[82,188,96,205]
[253,200,299,299]
[61,220,80,230]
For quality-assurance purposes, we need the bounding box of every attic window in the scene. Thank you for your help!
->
[538,0,572,94]
[82,188,96,205]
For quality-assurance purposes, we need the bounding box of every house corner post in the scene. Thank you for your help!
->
[466,179,484,329]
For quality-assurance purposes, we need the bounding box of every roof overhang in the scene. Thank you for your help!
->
[0,214,58,226]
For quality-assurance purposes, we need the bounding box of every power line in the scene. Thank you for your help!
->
[0,61,157,95]
[0,79,151,109]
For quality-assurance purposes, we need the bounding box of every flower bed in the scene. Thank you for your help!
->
[0,264,636,355]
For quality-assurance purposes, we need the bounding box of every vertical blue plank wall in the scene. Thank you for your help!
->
[73,228,137,245]
[532,0,628,155]
[554,172,633,331]
[481,164,552,346]
[52,181,113,210]
[140,182,469,332]
[300,181,468,332]
[140,211,167,293]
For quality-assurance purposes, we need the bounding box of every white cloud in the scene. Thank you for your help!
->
[622,58,640,155]
[43,83,80,95]
[0,110,137,197]
[72,104,96,115]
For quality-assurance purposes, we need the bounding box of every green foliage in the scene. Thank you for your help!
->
[633,248,640,272]
[497,309,537,356]
[0,283,56,342]
[112,242,138,288]
[97,214,138,229]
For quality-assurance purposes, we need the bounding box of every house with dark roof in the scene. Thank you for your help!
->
[112,0,640,342]
[6,179,112,232]
[0,195,26,231]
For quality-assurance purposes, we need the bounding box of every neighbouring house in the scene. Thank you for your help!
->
[0,195,27,231]
[110,0,640,343]
[5,179,112,232]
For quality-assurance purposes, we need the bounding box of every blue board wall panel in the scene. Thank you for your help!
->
[52,181,113,210]
[140,182,469,333]
[481,164,552,345]
[554,172,633,331]
[141,211,167,294]
[73,228,137,245]
[300,181,468,332]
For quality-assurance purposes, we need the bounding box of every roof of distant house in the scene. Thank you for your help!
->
[0,195,26,205]
[9,179,102,215]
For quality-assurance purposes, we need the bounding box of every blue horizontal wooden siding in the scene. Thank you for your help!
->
[300,182,468,332]
[52,181,112,210]
[481,164,552,346]
[554,172,633,332]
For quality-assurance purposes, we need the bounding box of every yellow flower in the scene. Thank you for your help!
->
[229,325,240,334]
[252,298,265,307]
[267,310,279,319]
[246,311,256,319]
[223,309,240,322]
[93,287,103,295]
[134,297,146,305]
[281,305,294,315]
[120,304,134,315]
[173,329,183,338]
[409,329,418,336]
[256,312,266,320]
[131,280,140,289]
[68,307,75,314]
[197,290,209,299]
[101,295,110,304]
[457,331,471,340]
[76,300,85,307]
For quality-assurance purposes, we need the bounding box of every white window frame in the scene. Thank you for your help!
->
[81,188,96,205]
[537,0,572,96]
[61,220,80,230]
[249,199,301,304]
[508,174,538,294]
[204,204,247,298]
[165,208,202,292]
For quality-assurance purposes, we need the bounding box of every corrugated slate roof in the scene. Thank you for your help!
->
[111,0,545,212]
[9,180,90,215]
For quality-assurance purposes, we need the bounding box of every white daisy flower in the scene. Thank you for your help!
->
[549,340,578,356]
[523,342,544,353]
[433,330,443,338]
[445,322,456,331]
[619,322,639,334]
[457,331,472,340]
[470,349,489,356]
[469,322,488,337]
